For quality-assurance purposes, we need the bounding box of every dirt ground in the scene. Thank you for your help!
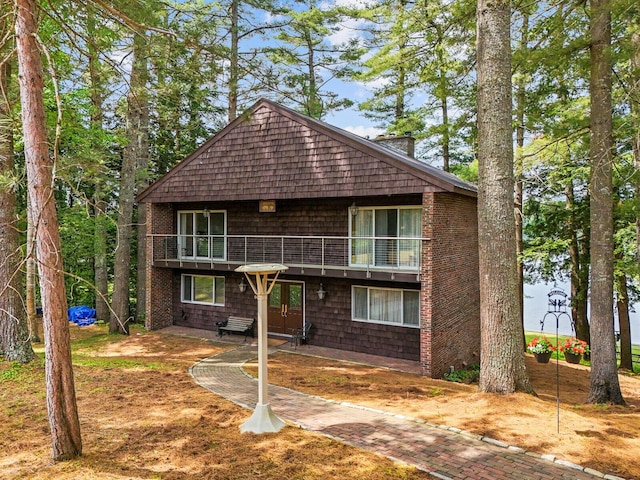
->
[1,325,639,480]
[246,351,640,480]
[0,325,428,480]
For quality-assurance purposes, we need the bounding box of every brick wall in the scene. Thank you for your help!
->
[421,192,480,377]
[420,194,434,376]
[145,203,174,330]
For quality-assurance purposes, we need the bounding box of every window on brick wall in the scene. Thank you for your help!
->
[178,210,226,260]
[349,206,421,269]
[352,286,420,327]
[181,274,225,306]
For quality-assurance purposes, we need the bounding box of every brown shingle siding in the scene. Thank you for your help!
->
[137,100,472,204]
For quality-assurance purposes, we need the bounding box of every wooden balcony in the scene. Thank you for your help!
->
[148,234,427,283]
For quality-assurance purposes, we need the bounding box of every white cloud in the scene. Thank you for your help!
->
[328,17,370,46]
[332,0,375,8]
[355,76,390,91]
[343,125,384,139]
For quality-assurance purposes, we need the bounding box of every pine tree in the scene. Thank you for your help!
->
[15,0,82,459]
[476,0,534,394]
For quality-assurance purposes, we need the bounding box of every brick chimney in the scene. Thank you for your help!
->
[372,134,415,158]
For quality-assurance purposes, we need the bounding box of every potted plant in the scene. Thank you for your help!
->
[527,337,555,363]
[560,337,589,364]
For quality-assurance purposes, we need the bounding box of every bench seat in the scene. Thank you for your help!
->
[216,316,255,340]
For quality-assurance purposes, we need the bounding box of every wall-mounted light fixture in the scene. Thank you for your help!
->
[259,200,276,213]
[202,208,210,218]
[349,202,358,217]
[317,283,327,300]
[238,277,248,293]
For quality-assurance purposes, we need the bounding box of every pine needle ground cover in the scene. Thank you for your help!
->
[0,325,427,480]
[248,351,640,479]
[1,324,639,479]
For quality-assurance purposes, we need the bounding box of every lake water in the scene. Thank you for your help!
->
[523,282,640,345]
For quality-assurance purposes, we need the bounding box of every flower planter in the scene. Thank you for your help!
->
[534,352,552,364]
[564,352,582,364]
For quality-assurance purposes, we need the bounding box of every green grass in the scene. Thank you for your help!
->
[0,362,25,381]
[525,331,640,373]
[23,324,166,373]
[71,355,164,370]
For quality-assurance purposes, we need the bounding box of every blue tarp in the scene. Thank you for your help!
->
[68,305,96,326]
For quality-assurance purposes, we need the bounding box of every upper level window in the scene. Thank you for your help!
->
[350,206,421,269]
[178,210,226,260]
[181,274,225,305]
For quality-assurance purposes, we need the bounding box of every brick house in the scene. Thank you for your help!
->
[137,98,480,377]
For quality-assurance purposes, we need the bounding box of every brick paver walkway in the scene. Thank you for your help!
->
[190,345,624,480]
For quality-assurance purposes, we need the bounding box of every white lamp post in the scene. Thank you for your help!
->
[234,263,288,433]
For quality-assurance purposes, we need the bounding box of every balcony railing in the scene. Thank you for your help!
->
[148,234,427,274]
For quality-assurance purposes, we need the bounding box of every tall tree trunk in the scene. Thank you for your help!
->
[26,194,40,342]
[94,193,109,321]
[228,0,238,121]
[566,182,590,347]
[434,21,450,172]
[615,270,633,370]
[439,66,450,172]
[110,32,149,334]
[305,30,321,118]
[15,0,82,459]
[514,11,529,352]
[0,30,34,363]
[587,0,624,405]
[88,11,110,323]
[476,0,534,394]
[632,24,640,354]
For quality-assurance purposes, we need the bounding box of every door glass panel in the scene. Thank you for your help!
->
[269,284,281,308]
[195,213,208,234]
[210,212,225,259]
[210,213,224,234]
[351,210,373,266]
[179,213,194,257]
[195,213,209,257]
[375,209,398,267]
[196,238,209,257]
[399,209,420,267]
[289,284,302,310]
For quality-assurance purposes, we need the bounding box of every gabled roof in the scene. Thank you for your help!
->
[137,99,477,204]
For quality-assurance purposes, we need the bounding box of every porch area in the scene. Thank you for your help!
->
[159,324,423,375]
[148,234,426,282]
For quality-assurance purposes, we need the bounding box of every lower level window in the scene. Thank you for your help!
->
[182,274,225,305]
[352,286,419,327]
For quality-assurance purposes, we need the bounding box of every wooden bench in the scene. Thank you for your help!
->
[216,316,255,340]
[290,322,312,349]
